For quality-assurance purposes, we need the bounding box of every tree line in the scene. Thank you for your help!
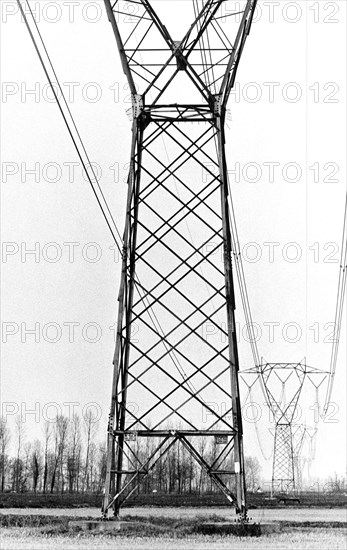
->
[0,413,105,494]
[0,414,262,495]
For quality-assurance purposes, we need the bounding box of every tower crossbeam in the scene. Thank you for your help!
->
[102,0,258,519]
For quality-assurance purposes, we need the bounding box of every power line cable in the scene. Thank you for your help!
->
[18,0,198,401]
[324,192,347,413]
[17,0,123,252]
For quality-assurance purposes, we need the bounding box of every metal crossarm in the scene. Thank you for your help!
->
[243,361,328,495]
[102,0,258,519]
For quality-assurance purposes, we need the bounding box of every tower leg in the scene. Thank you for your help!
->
[216,110,246,517]
[102,119,145,519]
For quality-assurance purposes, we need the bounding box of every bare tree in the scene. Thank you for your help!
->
[167,441,177,493]
[208,437,218,493]
[22,442,32,491]
[0,417,10,491]
[12,415,25,492]
[82,409,98,492]
[50,415,69,493]
[31,440,43,493]
[153,441,168,492]
[187,444,196,493]
[67,413,82,493]
[244,456,262,493]
[88,442,98,492]
[42,421,51,493]
[97,441,107,492]
[197,436,207,493]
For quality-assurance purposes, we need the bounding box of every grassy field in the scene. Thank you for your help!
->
[1,526,346,550]
[1,510,346,550]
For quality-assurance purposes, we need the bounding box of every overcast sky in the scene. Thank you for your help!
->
[1,0,346,482]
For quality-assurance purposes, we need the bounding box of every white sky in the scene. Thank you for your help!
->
[1,0,346,483]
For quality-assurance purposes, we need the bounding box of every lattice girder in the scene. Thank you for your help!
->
[272,424,295,494]
[105,0,257,104]
[102,0,258,519]
[243,362,328,495]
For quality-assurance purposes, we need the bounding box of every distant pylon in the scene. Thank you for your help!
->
[272,424,295,493]
[102,0,258,519]
[243,361,327,495]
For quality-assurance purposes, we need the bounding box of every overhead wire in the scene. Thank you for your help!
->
[197,0,346,467]
[109,1,204,399]
[153,0,226,347]
[18,0,199,402]
[16,0,123,253]
[307,375,326,461]
[22,0,339,482]
[202,0,266,456]
[19,0,276,427]
[187,1,266,450]
[126,13,200,398]
[204,2,262,369]
[191,0,262,370]
[323,192,347,414]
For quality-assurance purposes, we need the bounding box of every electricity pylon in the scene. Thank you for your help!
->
[243,361,327,495]
[102,0,258,519]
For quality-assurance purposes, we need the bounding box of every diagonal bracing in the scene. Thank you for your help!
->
[102,0,258,519]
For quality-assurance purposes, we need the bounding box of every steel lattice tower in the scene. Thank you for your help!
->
[272,424,295,494]
[243,361,327,495]
[102,0,257,519]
